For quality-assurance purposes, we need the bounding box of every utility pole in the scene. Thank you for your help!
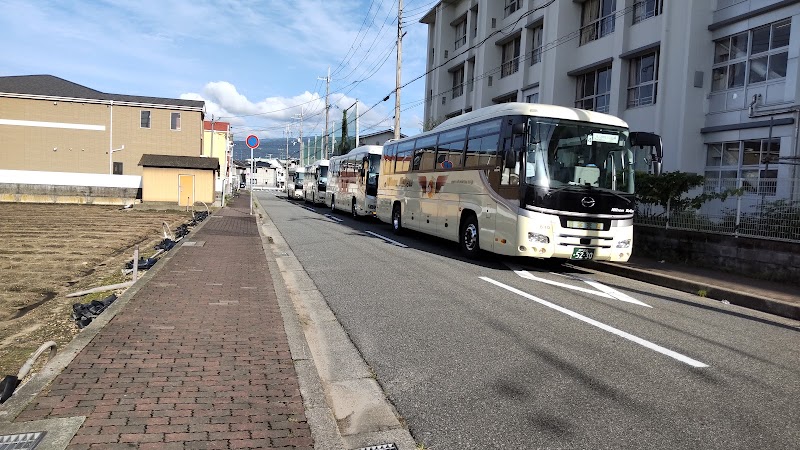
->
[285,125,290,188]
[355,101,359,147]
[319,67,331,158]
[394,0,403,140]
[293,109,304,164]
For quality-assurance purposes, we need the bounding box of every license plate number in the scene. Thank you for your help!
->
[571,248,595,260]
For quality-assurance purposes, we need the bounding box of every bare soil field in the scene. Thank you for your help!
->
[0,203,193,378]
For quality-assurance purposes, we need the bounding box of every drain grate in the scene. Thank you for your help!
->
[354,444,397,450]
[182,241,206,247]
[0,432,46,450]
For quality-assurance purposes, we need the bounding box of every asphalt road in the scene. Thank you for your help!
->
[256,191,800,450]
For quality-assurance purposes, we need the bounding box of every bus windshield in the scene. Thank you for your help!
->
[525,118,634,194]
[367,154,380,186]
[319,166,329,184]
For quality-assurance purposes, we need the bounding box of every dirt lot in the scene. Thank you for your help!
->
[0,203,194,378]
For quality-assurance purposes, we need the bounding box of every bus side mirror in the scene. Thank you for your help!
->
[630,131,663,176]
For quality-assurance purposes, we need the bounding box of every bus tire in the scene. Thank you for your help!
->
[391,203,403,235]
[351,198,358,219]
[460,214,480,258]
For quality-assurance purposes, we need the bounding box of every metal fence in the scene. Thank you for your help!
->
[635,177,800,243]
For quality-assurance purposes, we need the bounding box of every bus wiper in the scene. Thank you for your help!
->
[587,185,632,204]
[545,183,587,196]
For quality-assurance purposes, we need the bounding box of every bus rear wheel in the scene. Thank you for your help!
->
[460,215,480,258]
[392,204,403,235]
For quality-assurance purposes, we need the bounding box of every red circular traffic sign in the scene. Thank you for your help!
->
[246,134,260,149]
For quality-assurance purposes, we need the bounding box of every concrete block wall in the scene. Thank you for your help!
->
[634,227,800,286]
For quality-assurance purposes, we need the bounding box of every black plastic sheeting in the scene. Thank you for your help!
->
[72,293,117,329]
[125,257,157,270]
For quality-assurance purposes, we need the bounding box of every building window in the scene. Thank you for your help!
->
[530,24,543,65]
[501,37,521,78]
[471,7,478,37]
[140,111,151,128]
[712,19,791,92]
[454,19,467,50]
[504,0,522,17]
[580,0,616,45]
[494,94,517,104]
[705,139,780,195]
[627,51,659,107]
[575,65,612,113]
[633,0,661,24]
[113,162,123,175]
[452,65,465,99]
[525,91,539,103]
[170,112,181,131]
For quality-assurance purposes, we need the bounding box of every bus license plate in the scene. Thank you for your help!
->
[571,248,595,260]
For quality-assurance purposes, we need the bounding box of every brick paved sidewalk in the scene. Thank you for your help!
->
[15,194,314,449]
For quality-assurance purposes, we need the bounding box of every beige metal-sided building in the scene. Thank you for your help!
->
[139,154,219,206]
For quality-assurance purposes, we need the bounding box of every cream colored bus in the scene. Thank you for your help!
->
[303,159,329,205]
[326,145,382,218]
[376,103,662,262]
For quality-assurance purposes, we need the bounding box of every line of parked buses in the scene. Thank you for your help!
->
[285,102,663,263]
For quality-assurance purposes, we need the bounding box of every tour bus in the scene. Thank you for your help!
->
[287,166,306,200]
[303,159,329,205]
[376,102,662,262]
[326,145,383,218]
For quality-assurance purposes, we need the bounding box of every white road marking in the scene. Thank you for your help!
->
[324,214,343,223]
[507,264,613,299]
[568,274,652,308]
[481,277,708,368]
[507,264,651,307]
[364,231,409,248]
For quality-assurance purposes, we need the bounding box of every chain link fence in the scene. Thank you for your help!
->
[635,177,800,243]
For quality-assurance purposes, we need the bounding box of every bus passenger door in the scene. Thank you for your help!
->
[493,137,523,256]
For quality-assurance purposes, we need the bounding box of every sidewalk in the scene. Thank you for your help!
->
[1,193,314,449]
[1,193,797,449]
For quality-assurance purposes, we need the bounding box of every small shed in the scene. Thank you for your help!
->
[138,154,219,206]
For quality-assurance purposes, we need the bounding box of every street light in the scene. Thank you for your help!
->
[109,145,124,174]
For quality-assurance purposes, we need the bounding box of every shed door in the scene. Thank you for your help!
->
[179,174,195,207]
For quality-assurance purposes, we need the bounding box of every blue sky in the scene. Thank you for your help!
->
[0,0,435,141]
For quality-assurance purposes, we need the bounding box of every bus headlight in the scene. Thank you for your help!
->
[616,239,631,248]
[528,232,550,244]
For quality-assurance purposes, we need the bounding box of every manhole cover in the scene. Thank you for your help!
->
[354,444,397,450]
[0,432,46,450]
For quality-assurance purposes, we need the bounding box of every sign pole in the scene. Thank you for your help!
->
[245,134,260,216]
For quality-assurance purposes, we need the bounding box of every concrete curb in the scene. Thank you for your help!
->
[253,195,418,450]
[580,261,800,320]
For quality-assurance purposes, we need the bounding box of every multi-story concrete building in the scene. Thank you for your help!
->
[420,0,799,201]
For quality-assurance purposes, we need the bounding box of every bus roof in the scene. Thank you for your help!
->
[432,102,629,134]
[333,145,383,160]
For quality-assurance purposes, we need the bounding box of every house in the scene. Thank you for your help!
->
[0,74,205,204]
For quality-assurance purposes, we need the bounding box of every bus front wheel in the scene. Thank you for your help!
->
[351,199,359,219]
[460,215,480,257]
[392,204,403,235]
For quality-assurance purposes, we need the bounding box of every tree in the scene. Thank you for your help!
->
[337,110,351,156]
[636,171,742,211]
